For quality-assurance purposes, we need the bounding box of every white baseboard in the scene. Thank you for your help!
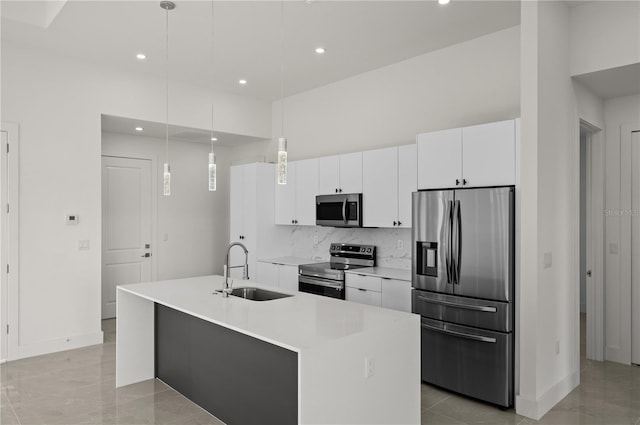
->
[606,345,631,365]
[12,331,104,361]
[516,370,579,420]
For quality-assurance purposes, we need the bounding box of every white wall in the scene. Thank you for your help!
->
[604,94,640,364]
[579,130,587,314]
[518,1,581,419]
[102,132,234,281]
[261,26,520,161]
[570,1,640,76]
[0,42,271,359]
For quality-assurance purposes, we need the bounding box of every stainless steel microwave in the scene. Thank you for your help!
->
[316,193,363,227]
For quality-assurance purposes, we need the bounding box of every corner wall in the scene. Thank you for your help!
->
[1,42,271,360]
[518,1,580,419]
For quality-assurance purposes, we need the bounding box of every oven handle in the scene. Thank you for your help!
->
[420,323,497,344]
[299,275,344,290]
[299,271,342,281]
[417,295,497,313]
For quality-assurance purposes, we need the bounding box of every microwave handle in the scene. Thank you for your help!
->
[342,198,347,224]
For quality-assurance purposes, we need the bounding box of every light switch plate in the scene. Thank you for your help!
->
[66,214,79,225]
[78,240,90,251]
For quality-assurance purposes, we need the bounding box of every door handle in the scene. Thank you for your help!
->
[420,323,497,343]
[417,295,497,312]
[587,270,592,277]
[141,253,152,258]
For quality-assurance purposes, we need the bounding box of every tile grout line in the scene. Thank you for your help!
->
[4,391,22,425]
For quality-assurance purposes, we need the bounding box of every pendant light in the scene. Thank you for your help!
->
[208,0,217,192]
[161,1,175,196]
[277,0,287,185]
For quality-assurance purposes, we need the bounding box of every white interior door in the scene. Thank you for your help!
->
[102,156,152,319]
[632,131,640,365]
[0,131,8,361]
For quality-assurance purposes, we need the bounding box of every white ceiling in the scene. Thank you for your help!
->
[101,114,267,145]
[573,63,640,100]
[1,0,521,101]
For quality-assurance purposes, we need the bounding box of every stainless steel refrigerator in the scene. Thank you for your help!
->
[412,187,514,407]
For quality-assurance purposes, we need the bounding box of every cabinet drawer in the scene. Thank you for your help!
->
[346,287,382,307]
[345,274,381,292]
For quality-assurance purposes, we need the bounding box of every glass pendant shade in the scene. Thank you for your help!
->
[208,152,217,191]
[277,137,287,185]
[163,163,171,196]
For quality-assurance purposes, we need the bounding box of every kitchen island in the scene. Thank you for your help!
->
[116,275,420,425]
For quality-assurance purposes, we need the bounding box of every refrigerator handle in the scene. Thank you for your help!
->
[455,199,462,284]
[444,200,452,284]
[451,200,458,285]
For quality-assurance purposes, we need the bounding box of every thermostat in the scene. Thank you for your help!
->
[66,215,79,225]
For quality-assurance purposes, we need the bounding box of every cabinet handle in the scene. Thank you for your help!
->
[358,288,367,292]
[463,179,468,186]
[455,179,460,186]
[291,219,295,224]
[393,221,397,226]
[398,221,402,226]
[339,188,343,193]
[294,219,298,224]
[335,188,338,193]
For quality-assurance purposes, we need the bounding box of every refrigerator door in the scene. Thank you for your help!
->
[453,187,514,302]
[420,317,513,407]
[412,190,454,294]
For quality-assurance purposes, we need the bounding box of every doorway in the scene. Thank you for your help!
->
[579,120,605,364]
[101,156,154,319]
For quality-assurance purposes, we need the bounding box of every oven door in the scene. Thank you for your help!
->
[298,275,345,299]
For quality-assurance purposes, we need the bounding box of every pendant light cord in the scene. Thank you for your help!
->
[165,5,170,163]
[280,0,285,137]
[211,0,215,153]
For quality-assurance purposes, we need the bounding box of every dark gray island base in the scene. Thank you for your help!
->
[155,304,298,425]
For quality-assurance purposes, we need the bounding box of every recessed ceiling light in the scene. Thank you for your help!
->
[135,127,144,131]
[315,47,326,54]
[211,137,218,141]
[238,79,247,85]
[438,0,450,4]
[136,53,146,60]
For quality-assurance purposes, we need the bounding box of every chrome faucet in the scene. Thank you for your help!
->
[222,242,249,297]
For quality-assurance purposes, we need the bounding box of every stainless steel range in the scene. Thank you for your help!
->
[298,243,376,299]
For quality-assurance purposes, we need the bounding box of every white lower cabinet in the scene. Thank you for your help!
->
[381,279,412,313]
[257,261,299,293]
[345,273,411,312]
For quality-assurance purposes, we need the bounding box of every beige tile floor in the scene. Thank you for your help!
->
[0,315,637,424]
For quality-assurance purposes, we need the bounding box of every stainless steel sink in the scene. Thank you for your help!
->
[220,287,292,301]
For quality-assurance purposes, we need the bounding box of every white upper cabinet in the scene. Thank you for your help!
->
[417,127,462,190]
[275,159,318,226]
[339,152,363,194]
[363,147,398,228]
[229,165,244,241]
[397,144,417,228]
[295,158,319,226]
[462,119,516,187]
[417,119,516,190]
[318,152,362,195]
[318,155,340,194]
[275,164,296,225]
[363,145,416,228]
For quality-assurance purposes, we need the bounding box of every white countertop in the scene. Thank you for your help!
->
[258,257,323,266]
[119,275,414,352]
[345,266,412,281]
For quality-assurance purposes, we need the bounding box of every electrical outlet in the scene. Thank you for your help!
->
[78,240,90,251]
[364,357,374,379]
[397,239,404,250]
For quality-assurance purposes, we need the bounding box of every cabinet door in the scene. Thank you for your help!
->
[462,120,515,187]
[257,262,278,288]
[318,155,340,195]
[229,165,244,243]
[381,279,412,313]
[363,147,398,228]
[295,159,319,226]
[275,163,296,225]
[417,128,462,190]
[278,264,299,293]
[346,287,382,307]
[397,144,417,228]
[339,152,363,194]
